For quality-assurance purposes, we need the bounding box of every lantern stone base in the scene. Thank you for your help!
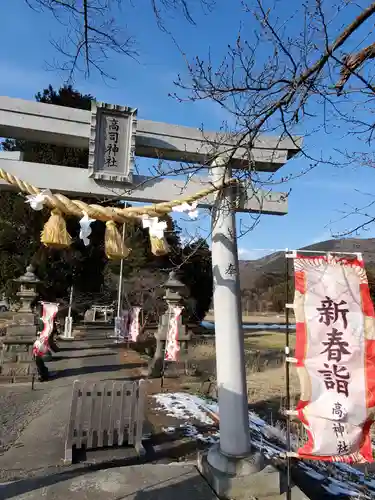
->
[0,313,37,383]
[147,340,190,378]
[148,350,164,378]
[0,339,35,382]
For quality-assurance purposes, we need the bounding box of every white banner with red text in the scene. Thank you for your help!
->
[115,309,130,339]
[128,307,141,342]
[40,302,59,340]
[292,253,375,463]
[164,306,184,362]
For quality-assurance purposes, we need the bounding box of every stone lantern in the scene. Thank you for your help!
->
[0,264,41,383]
[163,270,187,304]
[148,270,191,378]
[13,264,40,314]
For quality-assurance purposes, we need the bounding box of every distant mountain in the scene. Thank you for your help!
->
[239,238,375,290]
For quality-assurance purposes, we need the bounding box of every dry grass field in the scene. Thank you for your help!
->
[188,331,298,408]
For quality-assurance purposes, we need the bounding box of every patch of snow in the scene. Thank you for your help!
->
[251,437,281,459]
[335,462,375,489]
[162,427,176,434]
[248,411,266,428]
[365,477,375,488]
[153,392,375,498]
[182,422,217,443]
[153,392,283,457]
[304,468,326,481]
[178,423,219,444]
[153,393,214,425]
[322,477,362,497]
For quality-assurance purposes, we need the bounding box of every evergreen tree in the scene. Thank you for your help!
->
[1,85,104,303]
[2,85,92,168]
[181,239,212,322]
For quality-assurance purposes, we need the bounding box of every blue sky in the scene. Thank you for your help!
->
[1,0,374,260]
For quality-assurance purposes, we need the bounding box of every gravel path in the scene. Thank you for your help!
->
[0,333,133,480]
[0,385,51,453]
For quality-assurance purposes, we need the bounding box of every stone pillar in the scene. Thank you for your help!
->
[0,265,40,383]
[148,271,191,378]
[198,157,267,500]
[209,160,251,459]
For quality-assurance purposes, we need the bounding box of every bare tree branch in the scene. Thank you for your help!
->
[20,1,375,239]
[25,0,216,79]
[169,1,375,237]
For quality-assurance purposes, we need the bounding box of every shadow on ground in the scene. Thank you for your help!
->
[52,363,146,379]
[0,419,211,499]
[0,465,216,500]
[133,473,216,500]
[51,353,117,361]
[57,345,119,352]
[0,427,347,500]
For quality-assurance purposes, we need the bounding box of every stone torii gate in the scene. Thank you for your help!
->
[0,95,301,496]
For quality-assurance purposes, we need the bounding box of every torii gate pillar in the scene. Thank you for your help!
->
[196,157,267,492]
[210,157,252,459]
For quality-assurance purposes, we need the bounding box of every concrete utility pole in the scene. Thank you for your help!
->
[114,222,126,340]
[62,285,74,340]
[116,231,125,319]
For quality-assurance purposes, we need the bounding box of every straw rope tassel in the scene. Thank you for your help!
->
[105,221,131,260]
[0,167,238,258]
[150,234,170,256]
[149,214,172,256]
[41,209,72,249]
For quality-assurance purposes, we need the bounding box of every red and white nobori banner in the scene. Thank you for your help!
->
[292,253,375,463]
[129,307,141,342]
[165,306,184,362]
[40,302,59,340]
[121,309,130,338]
[115,309,130,339]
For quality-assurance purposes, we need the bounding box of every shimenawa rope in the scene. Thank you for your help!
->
[0,168,237,259]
